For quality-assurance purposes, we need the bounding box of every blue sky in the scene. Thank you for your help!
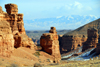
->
[0,0,100,20]
[0,0,100,30]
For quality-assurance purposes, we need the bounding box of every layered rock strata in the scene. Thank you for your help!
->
[0,3,36,56]
[0,6,14,57]
[4,4,35,49]
[61,35,87,53]
[82,28,98,51]
[0,20,14,57]
[40,27,61,63]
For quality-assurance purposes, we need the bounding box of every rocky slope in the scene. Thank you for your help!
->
[82,28,99,51]
[0,4,62,66]
[64,18,100,36]
[60,18,100,53]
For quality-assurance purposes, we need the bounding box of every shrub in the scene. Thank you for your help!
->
[34,63,42,67]
[33,51,40,57]
[7,64,19,67]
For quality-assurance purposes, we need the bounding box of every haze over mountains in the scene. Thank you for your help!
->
[24,15,98,30]
[65,18,100,36]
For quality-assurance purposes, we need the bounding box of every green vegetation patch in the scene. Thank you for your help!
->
[33,51,40,57]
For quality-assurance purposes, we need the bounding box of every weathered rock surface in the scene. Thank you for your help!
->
[0,6,3,13]
[0,3,36,56]
[5,4,25,34]
[5,4,18,14]
[82,28,98,51]
[61,35,87,53]
[4,4,36,49]
[0,20,14,57]
[40,27,61,63]
[59,18,100,54]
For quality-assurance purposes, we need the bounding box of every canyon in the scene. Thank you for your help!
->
[0,3,100,67]
[59,18,100,54]
[0,3,62,66]
[0,4,36,57]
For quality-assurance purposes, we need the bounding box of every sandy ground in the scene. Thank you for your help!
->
[1,47,100,67]
[0,47,54,67]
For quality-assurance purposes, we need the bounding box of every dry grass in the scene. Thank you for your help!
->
[1,54,100,67]
[44,58,100,67]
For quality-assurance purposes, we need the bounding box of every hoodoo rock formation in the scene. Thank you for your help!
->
[40,27,61,63]
[60,35,87,53]
[5,4,36,49]
[83,28,99,51]
[0,4,36,56]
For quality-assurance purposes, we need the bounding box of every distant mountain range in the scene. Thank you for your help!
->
[24,15,98,30]
[26,30,71,44]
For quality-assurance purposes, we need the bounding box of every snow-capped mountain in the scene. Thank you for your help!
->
[24,15,98,30]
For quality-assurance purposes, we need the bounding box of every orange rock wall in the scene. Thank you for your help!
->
[0,3,36,56]
[0,8,14,56]
[40,27,61,63]
[4,4,35,49]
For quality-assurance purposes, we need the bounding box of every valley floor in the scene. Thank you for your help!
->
[1,56,100,67]
[0,47,100,67]
[45,59,100,67]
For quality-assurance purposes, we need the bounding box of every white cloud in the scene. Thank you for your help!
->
[0,0,99,20]
[74,1,83,9]
[56,16,62,18]
[55,1,83,12]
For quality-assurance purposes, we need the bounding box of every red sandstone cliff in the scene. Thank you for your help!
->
[40,27,61,63]
[0,4,36,56]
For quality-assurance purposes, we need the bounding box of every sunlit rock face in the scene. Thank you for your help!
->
[40,27,61,63]
[4,3,36,49]
[0,20,14,57]
[82,28,98,51]
[5,4,25,34]
[0,3,36,56]
[0,6,14,57]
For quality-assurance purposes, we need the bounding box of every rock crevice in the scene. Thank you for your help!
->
[0,3,36,56]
